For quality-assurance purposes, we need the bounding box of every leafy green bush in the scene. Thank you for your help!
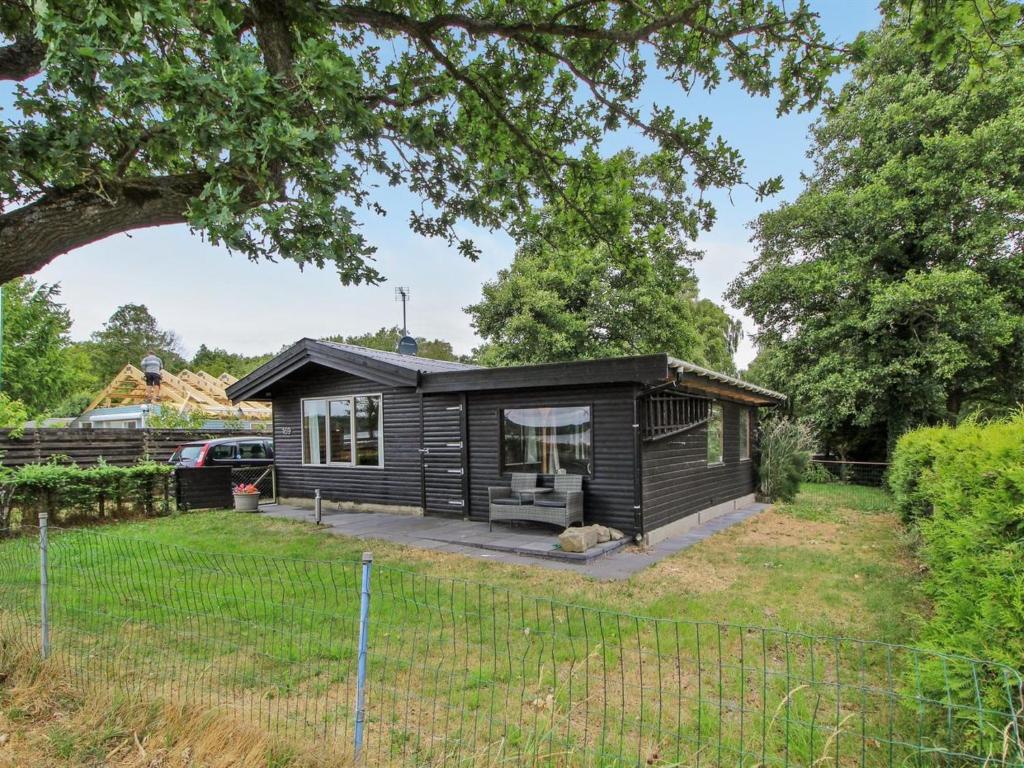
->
[146,406,207,429]
[888,425,950,522]
[0,460,174,531]
[0,393,29,435]
[800,461,835,484]
[757,417,812,503]
[890,414,1024,751]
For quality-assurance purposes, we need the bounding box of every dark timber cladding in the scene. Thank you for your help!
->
[421,392,467,515]
[465,384,638,533]
[642,401,759,531]
[226,339,787,539]
[271,367,424,508]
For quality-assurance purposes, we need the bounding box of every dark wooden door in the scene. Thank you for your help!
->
[420,394,468,516]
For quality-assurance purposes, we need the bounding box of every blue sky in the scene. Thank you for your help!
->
[6,2,880,368]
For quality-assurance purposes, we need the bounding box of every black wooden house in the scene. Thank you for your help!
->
[226,340,785,542]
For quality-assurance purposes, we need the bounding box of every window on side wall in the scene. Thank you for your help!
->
[501,406,592,475]
[302,395,382,467]
[739,409,751,461]
[707,403,724,465]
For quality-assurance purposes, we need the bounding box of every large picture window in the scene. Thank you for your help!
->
[739,409,751,461]
[707,403,724,465]
[501,406,592,476]
[302,395,382,466]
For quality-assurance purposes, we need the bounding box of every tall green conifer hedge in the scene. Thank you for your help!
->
[890,414,1024,748]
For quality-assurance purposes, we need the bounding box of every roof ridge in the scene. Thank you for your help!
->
[318,339,480,371]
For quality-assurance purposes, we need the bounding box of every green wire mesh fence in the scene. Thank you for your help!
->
[0,523,1021,767]
[797,460,892,513]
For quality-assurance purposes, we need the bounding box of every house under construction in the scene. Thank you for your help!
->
[75,365,272,430]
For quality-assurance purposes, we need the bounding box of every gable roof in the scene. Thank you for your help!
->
[227,339,786,406]
[225,338,478,400]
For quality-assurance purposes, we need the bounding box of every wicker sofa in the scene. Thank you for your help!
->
[488,473,584,531]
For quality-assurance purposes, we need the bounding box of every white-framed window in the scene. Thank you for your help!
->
[302,394,382,467]
[739,409,751,461]
[707,402,724,465]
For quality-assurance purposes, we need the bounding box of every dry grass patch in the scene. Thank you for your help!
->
[0,652,332,768]
[729,509,855,552]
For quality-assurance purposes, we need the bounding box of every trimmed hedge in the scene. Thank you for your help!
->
[890,415,1024,749]
[0,460,174,532]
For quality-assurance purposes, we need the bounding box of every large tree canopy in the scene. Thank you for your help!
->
[0,278,89,414]
[468,152,741,371]
[324,327,465,362]
[882,0,1023,73]
[190,344,275,378]
[0,0,839,284]
[88,303,186,381]
[730,27,1024,458]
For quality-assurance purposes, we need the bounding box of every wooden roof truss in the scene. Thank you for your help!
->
[86,365,272,420]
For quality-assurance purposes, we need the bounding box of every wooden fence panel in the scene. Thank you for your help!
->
[175,467,233,510]
[0,429,256,468]
[36,430,145,467]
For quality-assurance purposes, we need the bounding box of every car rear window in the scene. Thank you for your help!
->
[177,445,203,461]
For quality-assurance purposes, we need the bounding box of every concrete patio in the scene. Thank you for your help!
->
[257,501,770,580]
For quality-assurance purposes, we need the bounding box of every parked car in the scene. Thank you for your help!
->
[168,436,275,468]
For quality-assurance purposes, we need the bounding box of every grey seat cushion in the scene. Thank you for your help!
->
[491,497,522,506]
[534,497,568,509]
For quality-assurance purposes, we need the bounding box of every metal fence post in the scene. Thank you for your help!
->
[314,488,322,525]
[38,512,49,659]
[354,551,373,760]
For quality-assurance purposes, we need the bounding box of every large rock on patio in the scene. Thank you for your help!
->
[559,526,599,553]
[607,527,625,541]
[592,525,612,543]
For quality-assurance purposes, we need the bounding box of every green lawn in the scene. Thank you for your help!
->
[0,488,979,767]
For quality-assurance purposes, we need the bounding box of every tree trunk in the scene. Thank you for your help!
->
[945,390,963,424]
[0,37,46,81]
[0,174,207,282]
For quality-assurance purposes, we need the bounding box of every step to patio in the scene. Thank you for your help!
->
[426,533,628,563]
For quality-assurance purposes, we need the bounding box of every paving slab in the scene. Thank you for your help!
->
[256,501,769,580]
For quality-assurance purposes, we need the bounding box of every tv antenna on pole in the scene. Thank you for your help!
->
[394,287,410,334]
[394,287,418,355]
